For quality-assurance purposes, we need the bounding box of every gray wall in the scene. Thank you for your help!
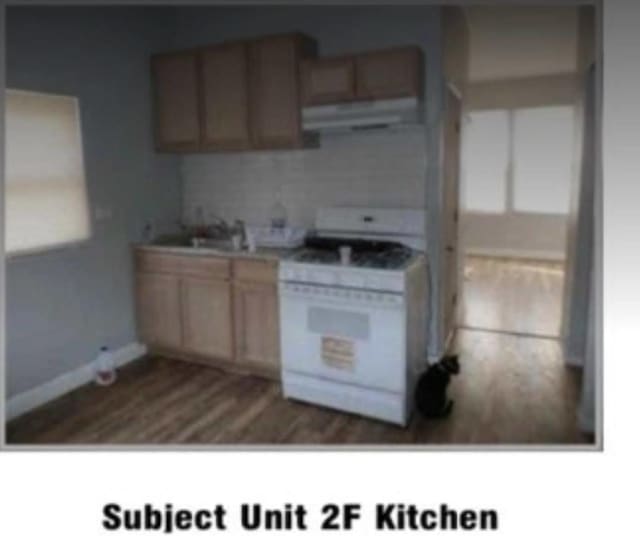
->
[171,5,446,359]
[6,7,182,397]
[171,5,441,57]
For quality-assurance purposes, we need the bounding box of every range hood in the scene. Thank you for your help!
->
[302,97,423,133]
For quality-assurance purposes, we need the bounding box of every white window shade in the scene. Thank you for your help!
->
[6,90,91,254]
[513,105,574,214]
[462,110,509,213]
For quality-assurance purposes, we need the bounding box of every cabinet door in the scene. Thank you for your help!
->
[301,56,356,106]
[181,277,233,360]
[355,47,422,100]
[151,51,201,152]
[233,282,280,368]
[136,273,182,349]
[249,34,310,149]
[200,42,251,151]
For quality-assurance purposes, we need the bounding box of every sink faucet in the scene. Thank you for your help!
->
[207,215,233,239]
[176,215,233,240]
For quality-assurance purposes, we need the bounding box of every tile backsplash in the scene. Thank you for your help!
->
[181,126,427,229]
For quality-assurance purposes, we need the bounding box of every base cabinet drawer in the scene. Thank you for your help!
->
[233,258,278,283]
[136,251,230,279]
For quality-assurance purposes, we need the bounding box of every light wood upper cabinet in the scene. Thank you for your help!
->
[301,56,356,106]
[299,46,423,106]
[248,34,316,149]
[355,47,423,100]
[181,277,233,360]
[233,281,280,368]
[200,42,251,151]
[151,34,316,152]
[136,272,182,349]
[151,51,201,152]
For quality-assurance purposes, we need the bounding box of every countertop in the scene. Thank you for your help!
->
[134,243,295,262]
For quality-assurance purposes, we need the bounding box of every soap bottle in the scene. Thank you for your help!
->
[270,200,287,231]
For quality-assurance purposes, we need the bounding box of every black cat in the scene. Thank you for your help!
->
[415,355,460,418]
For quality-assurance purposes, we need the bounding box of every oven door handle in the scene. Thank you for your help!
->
[279,284,404,309]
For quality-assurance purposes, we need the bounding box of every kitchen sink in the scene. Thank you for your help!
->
[192,238,236,251]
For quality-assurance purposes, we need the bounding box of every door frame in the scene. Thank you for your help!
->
[443,83,463,353]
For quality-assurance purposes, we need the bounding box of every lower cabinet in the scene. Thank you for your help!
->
[135,250,280,379]
[181,277,233,360]
[136,273,182,350]
[233,281,280,369]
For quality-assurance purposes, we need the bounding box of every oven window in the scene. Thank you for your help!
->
[307,307,370,341]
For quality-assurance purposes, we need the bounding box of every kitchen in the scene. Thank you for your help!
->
[3,4,597,446]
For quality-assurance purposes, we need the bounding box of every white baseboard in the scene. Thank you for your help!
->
[6,342,147,421]
[465,247,565,262]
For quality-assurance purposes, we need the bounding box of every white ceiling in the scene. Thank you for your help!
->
[465,6,579,82]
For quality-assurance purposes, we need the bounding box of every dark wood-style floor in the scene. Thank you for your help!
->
[6,256,590,447]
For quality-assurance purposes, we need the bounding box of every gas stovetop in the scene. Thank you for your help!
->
[290,236,415,270]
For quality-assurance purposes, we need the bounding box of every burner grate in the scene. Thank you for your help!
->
[292,242,414,270]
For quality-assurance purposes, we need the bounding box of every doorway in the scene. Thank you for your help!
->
[439,4,598,441]
[457,104,575,338]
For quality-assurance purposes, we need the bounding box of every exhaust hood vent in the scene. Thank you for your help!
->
[302,97,423,133]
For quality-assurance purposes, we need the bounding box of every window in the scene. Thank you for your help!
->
[462,105,575,215]
[462,110,509,213]
[513,106,575,214]
[5,90,91,255]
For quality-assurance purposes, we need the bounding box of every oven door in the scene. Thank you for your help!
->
[279,283,407,394]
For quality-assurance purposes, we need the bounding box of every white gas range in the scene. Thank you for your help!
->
[278,207,428,426]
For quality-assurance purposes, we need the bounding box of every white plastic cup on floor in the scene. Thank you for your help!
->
[94,346,117,386]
